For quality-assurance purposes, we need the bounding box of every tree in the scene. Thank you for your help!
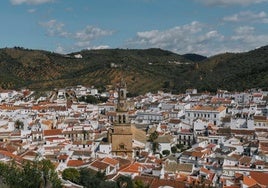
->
[134,179,149,188]
[20,161,42,188]
[162,150,170,156]
[14,119,24,130]
[79,168,104,188]
[116,175,133,188]
[3,161,21,188]
[38,159,61,188]
[171,146,177,154]
[62,168,80,184]
[149,131,159,142]
[176,143,184,150]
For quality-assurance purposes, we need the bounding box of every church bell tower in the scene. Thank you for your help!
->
[110,79,133,158]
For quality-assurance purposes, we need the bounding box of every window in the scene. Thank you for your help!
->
[123,115,126,123]
[119,144,125,150]
[118,115,122,123]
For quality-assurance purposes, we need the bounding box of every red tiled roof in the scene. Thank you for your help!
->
[191,151,204,158]
[43,129,63,136]
[231,129,255,135]
[0,149,24,163]
[120,162,143,173]
[58,154,68,160]
[200,167,211,175]
[254,160,265,165]
[102,157,119,166]
[243,176,257,187]
[150,179,185,188]
[250,171,268,186]
[254,115,267,121]
[90,160,109,170]
[169,119,181,124]
[67,160,85,167]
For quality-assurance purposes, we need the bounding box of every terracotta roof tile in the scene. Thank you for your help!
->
[150,179,185,188]
[250,171,268,186]
[67,160,85,167]
[90,160,109,170]
[43,129,63,136]
[243,176,257,187]
[102,157,119,166]
[58,154,68,160]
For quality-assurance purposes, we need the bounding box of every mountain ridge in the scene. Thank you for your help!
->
[0,46,267,94]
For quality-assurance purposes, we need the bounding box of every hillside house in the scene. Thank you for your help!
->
[185,105,227,126]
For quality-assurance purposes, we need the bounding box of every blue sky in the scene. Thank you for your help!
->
[1,0,268,56]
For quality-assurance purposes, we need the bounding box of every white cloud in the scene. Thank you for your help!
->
[39,19,113,52]
[74,26,114,41]
[218,26,268,54]
[55,44,65,54]
[223,11,268,23]
[39,20,70,37]
[72,26,114,49]
[126,21,225,56]
[231,26,268,47]
[75,41,91,48]
[195,0,268,6]
[91,45,110,50]
[126,21,268,56]
[27,8,36,13]
[233,26,255,35]
[10,0,54,5]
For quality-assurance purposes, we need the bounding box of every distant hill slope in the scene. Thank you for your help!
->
[192,45,268,92]
[0,46,267,94]
[182,53,207,62]
[0,47,194,94]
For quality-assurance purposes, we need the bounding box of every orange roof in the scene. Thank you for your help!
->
[243,176,257,187]
[120,162,144,173]
[169,119,181,124]
[254,115,267,121]
[200,167,211,175]
[254,160,265,165]
[90,160,109,170]
[253,93,262,97]
[192,151,204,158]
[41,120,53,126]
[67,160,85,167]
[102,157,119,166]
[190,105,226,112]
[250,171,268,186]
[150,179,185,188]
[0,149,24,163]
[107,111,116,116]
[58,154,68,160]
[43,129,63,136]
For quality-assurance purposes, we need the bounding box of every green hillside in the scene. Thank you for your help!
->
[193,45,268,92]
[0,46,267,94]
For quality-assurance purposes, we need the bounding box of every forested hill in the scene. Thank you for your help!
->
[191,45,268,92]
[0,46,267,95]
